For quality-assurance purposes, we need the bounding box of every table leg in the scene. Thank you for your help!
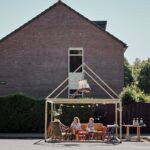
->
[137,127,141,142]
[76,134,79,141]
[126,126,130,140]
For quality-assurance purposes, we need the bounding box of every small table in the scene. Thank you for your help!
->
[123,125,145,142]
[77,131,87,141]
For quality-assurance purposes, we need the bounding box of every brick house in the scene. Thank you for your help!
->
[0,1,127,98]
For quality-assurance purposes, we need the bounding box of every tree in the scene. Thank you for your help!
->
[124,58,134,86]
[132,58,142,85]
[120,84,146,105]
[138,59,150,94]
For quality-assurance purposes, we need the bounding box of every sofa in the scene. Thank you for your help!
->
[77,123,107,140]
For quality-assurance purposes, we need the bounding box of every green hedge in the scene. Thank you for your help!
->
[59,105,95,125]
[0,94,45,133]
[0,94,95,133]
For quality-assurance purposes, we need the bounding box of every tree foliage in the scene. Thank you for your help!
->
[120,84,146,105]
[138,59,150,94]
[132,58,143,85]
[122,57,150,105]
[124,57,134,86]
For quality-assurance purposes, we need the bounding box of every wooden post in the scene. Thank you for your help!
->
[44,100,48,142]
[119,101,122,139]
[115,103,118,137]
[51,102,53,121]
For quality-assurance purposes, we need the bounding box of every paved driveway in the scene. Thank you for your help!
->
[0,139,149,150]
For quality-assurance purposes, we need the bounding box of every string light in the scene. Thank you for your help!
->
[96,104,99,107]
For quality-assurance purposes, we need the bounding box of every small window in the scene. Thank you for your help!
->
[70,50,82,55]
[69,48,83,73]
[0,81,7,85]
[70,56,82,72]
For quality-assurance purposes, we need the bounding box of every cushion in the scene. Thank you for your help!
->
[81,123,87,131]
[94,123,104,131]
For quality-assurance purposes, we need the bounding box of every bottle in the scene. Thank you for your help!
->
[133,118,135,125]
[140,118,143,125]
[134,118,137,125]
[136,118,139,125]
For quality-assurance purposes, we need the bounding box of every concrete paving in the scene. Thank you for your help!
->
[0,139,149,150]
[0,133,43,138]
[0,133,149,140]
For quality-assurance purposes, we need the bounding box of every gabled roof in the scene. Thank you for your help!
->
[0,0,127,48]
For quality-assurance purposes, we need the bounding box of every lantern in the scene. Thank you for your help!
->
[53,110,59,116]
[78,80,91,93]
[58,106,62,115]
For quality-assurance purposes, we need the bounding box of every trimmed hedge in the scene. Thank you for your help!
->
[0,94,95,133]
[0,94,45,133]
[60,105,95,125]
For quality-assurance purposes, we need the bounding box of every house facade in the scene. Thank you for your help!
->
[0,1,127,98]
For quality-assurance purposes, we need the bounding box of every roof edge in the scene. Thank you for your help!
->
[59,1,127,48]
[0,0,128,48]
[0,0,61,43]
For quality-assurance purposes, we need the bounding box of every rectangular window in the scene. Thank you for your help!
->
[69,48,83,73]
[70,50,82,55]
[70,56,82,72]
[68,48,84,98]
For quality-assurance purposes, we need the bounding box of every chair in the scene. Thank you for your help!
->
[47,122,51,138]
[49,121,62,141]
[63,127,73,141]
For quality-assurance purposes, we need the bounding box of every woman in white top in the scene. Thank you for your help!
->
[71,117,82,136]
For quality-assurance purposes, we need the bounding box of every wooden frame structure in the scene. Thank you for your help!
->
[44,63,123,142]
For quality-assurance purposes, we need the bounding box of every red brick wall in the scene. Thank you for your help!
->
[0,3,125,98]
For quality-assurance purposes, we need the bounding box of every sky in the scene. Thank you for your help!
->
[0,0,150,64]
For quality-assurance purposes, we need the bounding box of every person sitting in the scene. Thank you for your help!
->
[54,115,69,132]
[87,117,95,132]
[49,114,69,141]
[70,117,82,140]
[87,117,95,139]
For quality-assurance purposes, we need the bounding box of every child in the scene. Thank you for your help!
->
[87,117,95,139]
[87,117,95,132]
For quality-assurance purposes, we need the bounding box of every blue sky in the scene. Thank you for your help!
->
[0,0,150,63]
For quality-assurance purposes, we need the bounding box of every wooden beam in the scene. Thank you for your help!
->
[47,98,120,104]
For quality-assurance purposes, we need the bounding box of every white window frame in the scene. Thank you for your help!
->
[68,47,84,98]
